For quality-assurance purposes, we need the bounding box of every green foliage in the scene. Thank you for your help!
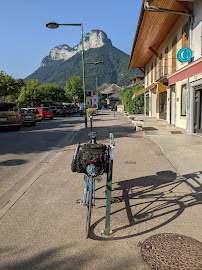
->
[119,85,144,114]
[0,71,24,101]
[64,76,83,103]
[24,45,141,88]
[18,79,65,107]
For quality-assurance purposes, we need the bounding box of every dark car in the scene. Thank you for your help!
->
[50,106,65,117]
[0,102,22,130]
[20,109,37,126]
[63,106,71,115]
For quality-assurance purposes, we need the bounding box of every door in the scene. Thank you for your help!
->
[170,88,176,125]
[194,89,202,133]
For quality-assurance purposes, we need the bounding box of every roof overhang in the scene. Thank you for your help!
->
[129,0,193,70]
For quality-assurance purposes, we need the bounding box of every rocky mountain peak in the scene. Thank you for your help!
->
[41,30,112,67]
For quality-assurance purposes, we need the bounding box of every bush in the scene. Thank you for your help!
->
[86,108,95,117]
[119,85,144,114]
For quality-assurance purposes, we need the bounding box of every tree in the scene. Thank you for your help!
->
[38,83,65,105]
[64,76,83,103]
[18,80,66,106]
[0,71,23,101]
[18,80,41,106]
[119,85,144,114]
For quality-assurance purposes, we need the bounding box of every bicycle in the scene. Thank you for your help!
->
[71,131,109,238]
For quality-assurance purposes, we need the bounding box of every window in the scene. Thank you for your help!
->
[172,36,177,73]
[159,92,167,113]
[151,63,153,83]
[154,59,157,81]
[182,22,189,48]
[164,47,168,75]
[181,85,187,116]
[159,53,163,78]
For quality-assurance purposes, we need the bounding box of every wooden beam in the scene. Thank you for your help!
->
[138,68,145,74]
[149,47,158,57]
[177,1,193,14]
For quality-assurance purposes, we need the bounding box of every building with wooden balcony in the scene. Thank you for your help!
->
[129,0,202,134]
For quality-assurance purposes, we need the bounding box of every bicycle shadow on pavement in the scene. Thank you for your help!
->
[89,170,201,241]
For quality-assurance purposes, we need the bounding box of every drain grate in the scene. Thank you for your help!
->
[170,131,182,134]
[141,233,202,270]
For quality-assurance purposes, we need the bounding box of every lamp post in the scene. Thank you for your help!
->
[46,22,87,128]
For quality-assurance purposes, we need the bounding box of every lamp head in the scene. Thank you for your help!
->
[46,22,59,29]
[95,61,105,65]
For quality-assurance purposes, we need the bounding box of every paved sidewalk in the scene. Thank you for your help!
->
[0,110,201,270]
[131,114,202,201]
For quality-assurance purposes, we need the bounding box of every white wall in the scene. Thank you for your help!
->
[192,0,202,59]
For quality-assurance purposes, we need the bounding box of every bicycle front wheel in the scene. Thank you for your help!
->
[86,176,93,239]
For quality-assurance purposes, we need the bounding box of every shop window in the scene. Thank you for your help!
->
[159,92,167,113]
[181,85,187,116]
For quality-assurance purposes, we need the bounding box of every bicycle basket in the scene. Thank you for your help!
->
[82,144,108,175]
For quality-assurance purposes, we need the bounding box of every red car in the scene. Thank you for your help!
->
[36,107,53,120]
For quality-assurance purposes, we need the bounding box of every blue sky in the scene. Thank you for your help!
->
[0,0,142,79]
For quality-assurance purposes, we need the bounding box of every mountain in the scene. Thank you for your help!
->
[25,30,141,88]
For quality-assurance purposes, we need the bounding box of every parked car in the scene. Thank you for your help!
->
[22,107,42,121]
[35,107,53,120]
[20,109,37,126]
[50,106,65,117]
[63,106,71,115]
[0,102,22,130]
[70,104,79,114]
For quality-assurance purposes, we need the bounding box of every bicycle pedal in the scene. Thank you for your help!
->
[76,199,83,204]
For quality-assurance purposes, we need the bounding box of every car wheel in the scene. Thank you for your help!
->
[31,122,36,126]
[50,117,53,120]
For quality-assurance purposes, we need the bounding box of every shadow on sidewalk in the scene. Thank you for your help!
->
[89,170,202,241]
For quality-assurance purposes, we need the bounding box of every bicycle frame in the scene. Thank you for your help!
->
[84,165,96,206]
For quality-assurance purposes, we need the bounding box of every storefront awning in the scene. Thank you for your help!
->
[132,82,166,100]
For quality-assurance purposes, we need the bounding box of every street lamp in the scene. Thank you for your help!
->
[46,22,87,128]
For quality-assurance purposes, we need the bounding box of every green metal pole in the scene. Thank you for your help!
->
[103,133,115,235]
[90,115,93,131]
[81,24,87,128]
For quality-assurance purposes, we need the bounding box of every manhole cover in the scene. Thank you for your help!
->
[141,233,202,270]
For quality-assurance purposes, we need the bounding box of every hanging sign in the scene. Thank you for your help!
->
[177,47,192,62]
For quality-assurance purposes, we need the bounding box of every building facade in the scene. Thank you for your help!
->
[86,85,98,108]
[129,0,202,134]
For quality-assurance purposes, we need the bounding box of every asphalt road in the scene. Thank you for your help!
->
[0,115,83,214]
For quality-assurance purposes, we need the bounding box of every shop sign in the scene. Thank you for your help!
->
[177,47,192,62]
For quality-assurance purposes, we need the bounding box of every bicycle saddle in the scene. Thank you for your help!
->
[88,131,98,139]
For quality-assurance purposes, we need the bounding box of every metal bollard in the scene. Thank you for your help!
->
[103,133,115,235]
[90,115,93,131]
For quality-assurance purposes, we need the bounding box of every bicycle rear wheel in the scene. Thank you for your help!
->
[86,176,93,239]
